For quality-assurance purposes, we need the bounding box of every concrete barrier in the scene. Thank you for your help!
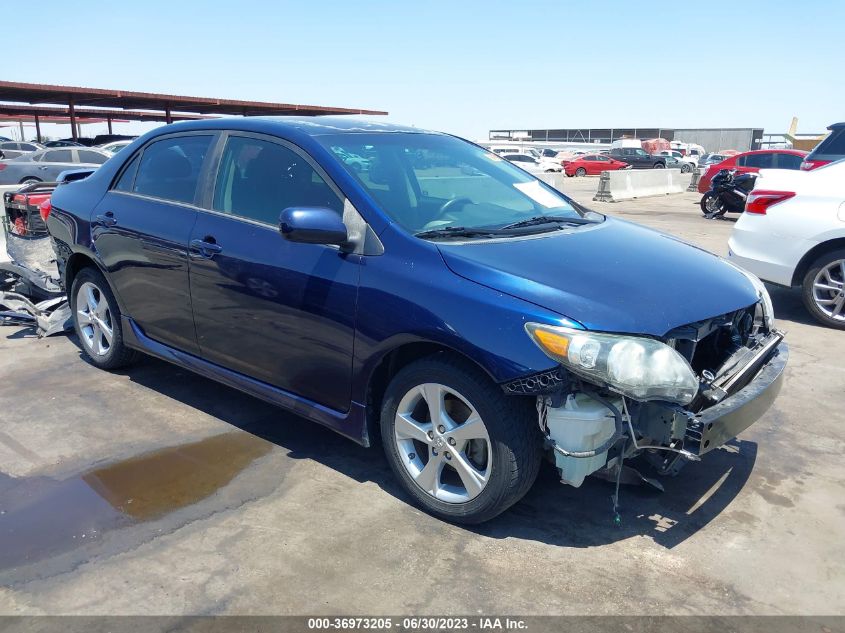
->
[536,172,568,191]
[688,167,702,192]
[592,168,690,203]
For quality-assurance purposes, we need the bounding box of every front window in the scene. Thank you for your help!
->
[320,133,590,236]
[212,136,342,224]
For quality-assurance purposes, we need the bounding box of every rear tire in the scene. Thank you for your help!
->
[653,162,665,169]
[20,177,41,185]
[575,167,587,177]
[681,163,692,173]
[801,250,845,330]
[70,267,140,369]
[380,355,542,524]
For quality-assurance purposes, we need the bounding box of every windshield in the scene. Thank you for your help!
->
[319,133,587,236]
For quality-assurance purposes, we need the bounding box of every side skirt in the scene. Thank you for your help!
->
[121,316,369,446]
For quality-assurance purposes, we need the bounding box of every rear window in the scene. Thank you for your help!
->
[79,150,108,165]
[132,135,212,204]
[809,127,845,159]
[775,153,804,170]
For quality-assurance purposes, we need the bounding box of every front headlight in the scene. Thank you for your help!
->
[745,272,774,330]
[525,323,699,405]
[728,262,775,330]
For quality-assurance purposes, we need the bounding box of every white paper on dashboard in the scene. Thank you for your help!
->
[513,181,562,208]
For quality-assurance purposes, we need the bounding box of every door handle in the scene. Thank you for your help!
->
[95,211,117,227]
[190,238,222,258]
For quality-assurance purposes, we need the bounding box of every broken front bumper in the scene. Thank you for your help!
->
[689,340,788,455]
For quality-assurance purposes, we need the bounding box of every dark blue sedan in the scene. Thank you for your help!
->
[47,117,787,523]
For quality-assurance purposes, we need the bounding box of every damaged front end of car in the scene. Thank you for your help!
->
[504,277,787,495]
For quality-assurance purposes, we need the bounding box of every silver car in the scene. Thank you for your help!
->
[0,141,44,160]
[0,147,110,185]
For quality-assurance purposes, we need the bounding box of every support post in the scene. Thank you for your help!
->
[69,96,78,140]
[107,117,113,134]
[165,105,172,124]
[35,115,41,142]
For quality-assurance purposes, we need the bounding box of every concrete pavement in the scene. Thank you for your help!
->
[0,180,843,615]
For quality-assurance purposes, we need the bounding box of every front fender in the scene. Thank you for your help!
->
[350,235,569,403]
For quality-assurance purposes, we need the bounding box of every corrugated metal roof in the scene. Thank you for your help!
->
[0,80,387,117]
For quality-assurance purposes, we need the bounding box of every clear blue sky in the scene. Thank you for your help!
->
[4,0,843,140]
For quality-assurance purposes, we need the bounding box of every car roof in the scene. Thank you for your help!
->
[734,149,808,157]
[160,116,426,137]
[827,122,845,129]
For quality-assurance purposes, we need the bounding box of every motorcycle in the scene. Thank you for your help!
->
[700,168,757,219]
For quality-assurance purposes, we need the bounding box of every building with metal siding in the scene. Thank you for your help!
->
[489,127,765,152]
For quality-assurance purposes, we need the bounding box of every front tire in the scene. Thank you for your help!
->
[380,355,542,524]
[71,267,139,369]
[700,192,723,217]
[801,250,845,329]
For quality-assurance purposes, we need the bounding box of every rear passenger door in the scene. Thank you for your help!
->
[90,133,215,354]
[187,132,359,412]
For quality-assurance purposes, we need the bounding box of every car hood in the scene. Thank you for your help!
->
[437,217,758,336]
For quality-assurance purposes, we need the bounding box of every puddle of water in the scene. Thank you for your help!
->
[0,431,272,570]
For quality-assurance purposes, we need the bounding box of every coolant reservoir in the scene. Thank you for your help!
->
[546,394,621,487]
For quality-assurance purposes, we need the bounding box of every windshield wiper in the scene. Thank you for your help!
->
[499,215,597,231]
[414,226,504,240]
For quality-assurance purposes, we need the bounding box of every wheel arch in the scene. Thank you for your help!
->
[791,238,845,287]
[64,251,101,293]
[63,251,128,314]
[364,340,505,443]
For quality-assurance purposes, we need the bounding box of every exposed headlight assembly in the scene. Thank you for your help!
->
[525,323,699,405]
[742,269,775,330]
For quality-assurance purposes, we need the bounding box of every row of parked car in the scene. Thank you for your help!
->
[0,137,136,186]
[494,145,710,178]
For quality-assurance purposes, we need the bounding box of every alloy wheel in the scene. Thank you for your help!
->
[812,259,845,321]
[705,196,722,213]
[393,383,492,503]
[76,281,114,356]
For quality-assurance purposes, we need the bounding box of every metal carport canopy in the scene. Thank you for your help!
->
[0,80,387,140]
[0,80,387,117]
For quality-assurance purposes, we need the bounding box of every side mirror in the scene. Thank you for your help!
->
[279,207,348,246]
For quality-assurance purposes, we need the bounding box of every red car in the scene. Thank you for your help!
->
[564,154,629,177]
[697,149,807,194]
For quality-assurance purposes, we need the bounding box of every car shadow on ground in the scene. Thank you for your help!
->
[71,340,757,550]
[766,284,820,328]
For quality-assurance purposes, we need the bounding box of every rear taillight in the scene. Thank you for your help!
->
[745,190,795,215]
[39,198,52,222]
[0,163,6,171]
[801,159,830,171]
